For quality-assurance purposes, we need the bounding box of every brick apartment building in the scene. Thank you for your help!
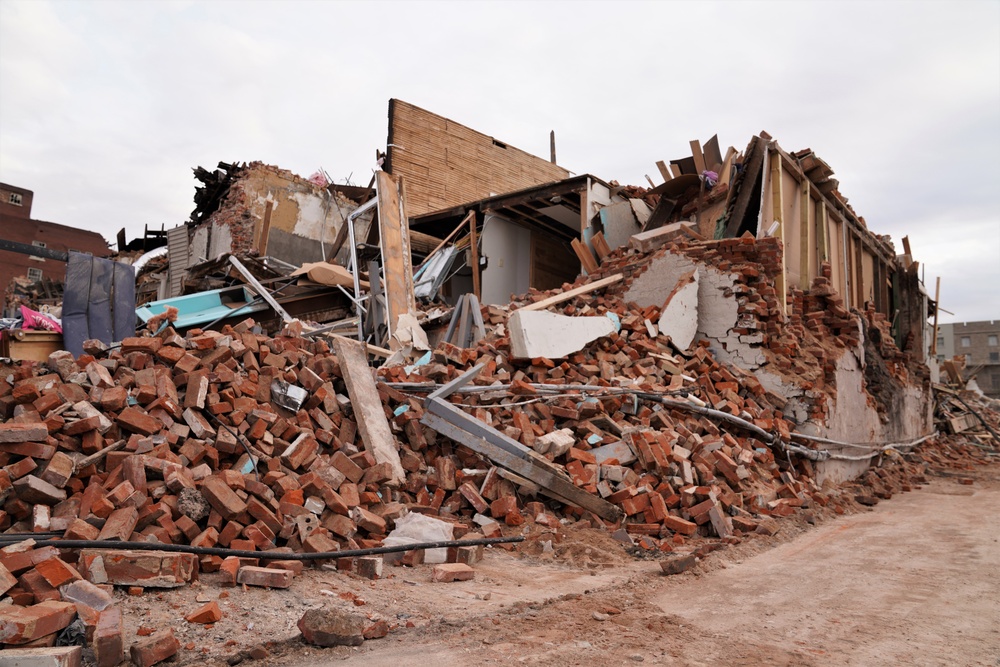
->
[937,320,1000,397]
[0,182,111,305]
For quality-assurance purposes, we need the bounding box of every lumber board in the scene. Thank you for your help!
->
[703,134,723,172]
[571,238,599,274]
[518,273,623,312]
[689,140,707,174]
[331,336,405,485]
[591,231,612,261]
[376,171,417,336]
[800,180,811,289]
[769,151,787,316]
[655,160,672,182]
[421,411,623,522]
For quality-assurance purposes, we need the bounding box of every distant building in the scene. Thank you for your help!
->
[0,182,111,304]
[937,320,1000,397]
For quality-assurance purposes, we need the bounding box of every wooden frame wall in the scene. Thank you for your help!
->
[759,144,897,318]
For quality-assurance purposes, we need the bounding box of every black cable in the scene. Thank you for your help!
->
[204,410,262,481]
[26,535,524,560]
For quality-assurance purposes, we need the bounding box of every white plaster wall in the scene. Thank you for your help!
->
[208,223,232,261]
[190,227,210,265]
[290,191,345,246]
[480,216,531,305]
[626,251,932,485]
[625,252,765,368]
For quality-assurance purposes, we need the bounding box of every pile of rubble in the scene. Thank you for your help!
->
[1,232,995,664]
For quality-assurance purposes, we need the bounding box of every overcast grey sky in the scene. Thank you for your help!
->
[1,0,997,323]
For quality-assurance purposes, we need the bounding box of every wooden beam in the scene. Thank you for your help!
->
[591,231,612,261]
[689,139,707,174]
[257,200,273,255]
[375,171,416,336]
[718,147,737,186]
[669,163,683,179]
[331,336,405,485]
[769,150,787,316]
[817,200,829,262]
[416,210,474,271]
[703,134,723,172]
[470,212,481,300]
[799,180,811,289]
[518,273,624,312]
[571,237,599,274]
[855,235,864,308]
[550,130,556,164]
[931,277,941,357]
[655,160,672,182]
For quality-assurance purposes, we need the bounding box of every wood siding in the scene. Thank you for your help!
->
[386,100,570,217]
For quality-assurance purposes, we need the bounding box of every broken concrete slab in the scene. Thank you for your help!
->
[508,310,615,360]
[0,646,82,667]
[658,269,699,352]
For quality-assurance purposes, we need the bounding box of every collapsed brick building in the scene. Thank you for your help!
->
[2,101,981,664]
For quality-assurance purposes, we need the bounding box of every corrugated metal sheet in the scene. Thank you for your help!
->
[167,224,190,297]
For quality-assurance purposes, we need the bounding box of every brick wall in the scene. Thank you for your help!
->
[0,215,111,305]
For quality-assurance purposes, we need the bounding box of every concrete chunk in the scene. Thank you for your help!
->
[658,269,699,352]
[0,646,82,667]
[508,310,616,360]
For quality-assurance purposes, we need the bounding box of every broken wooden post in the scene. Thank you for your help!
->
[375,171,417,339]
[331,336,405,485]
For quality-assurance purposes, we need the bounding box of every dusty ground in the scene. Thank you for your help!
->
[111,462,1000,667]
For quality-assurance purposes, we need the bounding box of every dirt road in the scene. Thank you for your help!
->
[263,465,999,667]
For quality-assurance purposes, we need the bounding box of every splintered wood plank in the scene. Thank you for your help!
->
[571,238,599,274]
[690,139,707,174]
[769,150,787,316]
[703,134,723,172]
[655,160,672,182]
[817,202,829,262]
[519,273,623,312]
[591,231,612,261]
[718,146,737,186]
[800,180,812,289]
[376,170,416,335]
[257,200,273,255]
[331,336,405,485]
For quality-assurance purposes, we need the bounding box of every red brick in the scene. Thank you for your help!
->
[97,507,139,541]
[77,550,196,588]
[199,476,247,521]
[0,422,48,442]
[0,561,17,596]
[0,600,77,644]
[662,515,698,536]
[129,628,180,667]
[185,600,222,624]
[33,556,82,588]
[116,407,161,436]
[236,565,292,589]
[219,557,240,587]
[431,563,475,582]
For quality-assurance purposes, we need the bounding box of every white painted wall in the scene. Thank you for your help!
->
[480,215,531,305]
